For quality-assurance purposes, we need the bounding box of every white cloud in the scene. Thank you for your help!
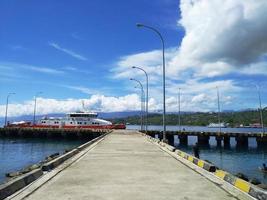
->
[9,45,26,51]
[164,0,267,78]
[240,62,267,75]
[0,62,64,75]
[65,85,98,95]
[49,42,88,61]
[28,65,64,74]
[111,48,178,86]
[191,93,207,104]
[178,0,267,66]
[0,94,146,117]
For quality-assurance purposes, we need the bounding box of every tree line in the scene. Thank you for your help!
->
[109,109,267,127]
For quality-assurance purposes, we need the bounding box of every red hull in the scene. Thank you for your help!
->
[6,124,126,130]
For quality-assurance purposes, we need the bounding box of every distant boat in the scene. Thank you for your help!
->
[249,123,262,128]
[207,123,227,128]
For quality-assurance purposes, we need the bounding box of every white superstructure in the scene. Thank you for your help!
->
[38,111,112,127]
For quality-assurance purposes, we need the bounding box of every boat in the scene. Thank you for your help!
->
[7,121,31,127]
[7,111,126,129]
[249,123,262,128]
[207,123,227,128]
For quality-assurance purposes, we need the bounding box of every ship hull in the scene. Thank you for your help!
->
[7,124,126,129]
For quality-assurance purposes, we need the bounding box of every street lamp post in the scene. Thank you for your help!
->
[136,23,166,142]
[178,88,181,132]
[216,87,222,134]
[130,78,144,131]
[135,86,145,131]
[33,92,43,126]
[4,93,15,127]
[132,66,148,133]
[256,86,265,134]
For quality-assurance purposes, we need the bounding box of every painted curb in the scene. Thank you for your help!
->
[215,170,267,199]
[174,149,216,172]
[145,134,256,199]
[0,169,43,200]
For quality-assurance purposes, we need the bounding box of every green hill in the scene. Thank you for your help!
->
[109,110,267,127]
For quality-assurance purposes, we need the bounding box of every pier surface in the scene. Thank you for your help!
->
[19,131,240,200]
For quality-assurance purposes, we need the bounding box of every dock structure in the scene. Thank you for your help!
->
[0,127,111,140]
[7,130,255,200]
[146,130,267,148]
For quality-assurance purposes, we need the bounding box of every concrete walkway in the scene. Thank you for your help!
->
[22,131,237,200]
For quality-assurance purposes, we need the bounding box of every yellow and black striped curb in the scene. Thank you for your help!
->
[174,149,216,172]
[145,134,267,199]
[145,135,216,172]
[215,170,267,199]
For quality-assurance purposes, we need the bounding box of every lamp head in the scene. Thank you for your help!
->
[132,66,136,69]
[130,78,133,80]
[136,23,144,28]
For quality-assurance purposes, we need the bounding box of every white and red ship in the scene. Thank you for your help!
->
[7,111,125,129]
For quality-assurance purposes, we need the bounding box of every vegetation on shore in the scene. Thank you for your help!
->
[109,109,267,127]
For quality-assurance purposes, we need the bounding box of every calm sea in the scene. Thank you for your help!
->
[0,138,85,184]
[127,125,267,184]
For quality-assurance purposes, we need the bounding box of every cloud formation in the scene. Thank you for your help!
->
[0,62,64,75]
[49,42,88,61]
[172,0,267,76]
[110,0,267,112]
[0,95,143,117]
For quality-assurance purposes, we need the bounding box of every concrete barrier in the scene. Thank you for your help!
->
[145,134,217,173]
[42,149,79,171]
[0,169,43,200]
[164,143,175,152]
[215,170,267,199]
[77,133,107,151]
[174,149,216,172]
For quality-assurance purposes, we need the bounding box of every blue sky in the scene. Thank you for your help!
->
[0,0,267,117]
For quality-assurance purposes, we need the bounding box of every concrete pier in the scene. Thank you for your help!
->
[145,130,267,148]
[198,135,210,145]
[215,136,223,147]
[235,136,249,148]
[0,127,109,140]
[11,130,245,200]
[178,134,188,146]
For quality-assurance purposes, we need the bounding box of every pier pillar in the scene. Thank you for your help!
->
[256,136,267,148]
[166,134,174,146]
[223,136,230,148]
[156,133,163,141]
[235,136,248,148]
[215,136,223,147]
[197,135,210,146]
[178,135,188,146]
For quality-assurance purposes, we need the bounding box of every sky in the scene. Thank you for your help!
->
[0,0,267,117]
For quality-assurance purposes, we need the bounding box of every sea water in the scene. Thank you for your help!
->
[0,137,85,184]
